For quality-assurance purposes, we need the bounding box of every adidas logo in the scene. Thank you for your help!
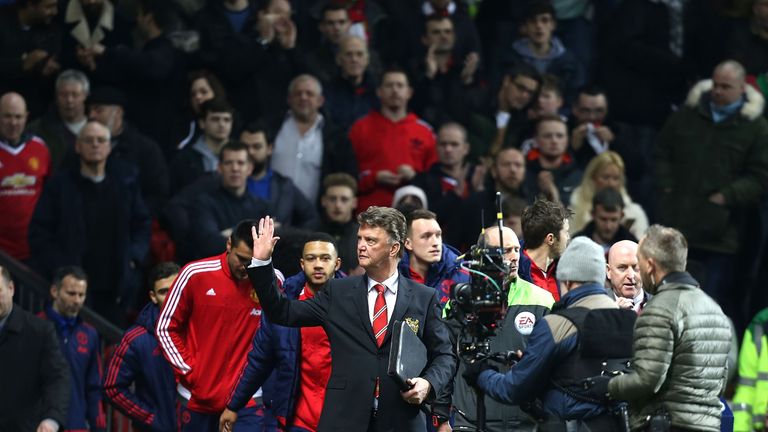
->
[206,288,216,296]
[250,308,261,316]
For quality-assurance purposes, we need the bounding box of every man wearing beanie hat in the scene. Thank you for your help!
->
[556,236,608,285]
[392,185,429,211]
[464,237,636,432]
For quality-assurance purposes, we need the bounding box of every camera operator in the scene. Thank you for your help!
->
[463,237,636,432]
[436,225,554,431]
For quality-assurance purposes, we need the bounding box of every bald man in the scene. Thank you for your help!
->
[0,92,51,260]
[436,225,554,432]
[272,73,357,204]
[323,35,378,131]
[606,240,650,314]
[655,59,768,323]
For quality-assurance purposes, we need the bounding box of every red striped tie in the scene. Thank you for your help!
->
[372,284,388,347]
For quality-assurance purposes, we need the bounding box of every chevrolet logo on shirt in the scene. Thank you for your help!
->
[1,173,36,188]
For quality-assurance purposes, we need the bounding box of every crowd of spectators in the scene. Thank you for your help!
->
[2,1,768,425]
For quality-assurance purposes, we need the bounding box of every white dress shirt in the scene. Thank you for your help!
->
[271,113,325,203]
[367,271,399,325]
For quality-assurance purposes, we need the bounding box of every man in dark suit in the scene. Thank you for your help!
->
[235,208,455,432]
[0,265,70,432]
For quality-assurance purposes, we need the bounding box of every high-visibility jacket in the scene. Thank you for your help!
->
[734,308,768,431]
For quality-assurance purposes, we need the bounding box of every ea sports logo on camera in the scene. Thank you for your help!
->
[514,312,536,336]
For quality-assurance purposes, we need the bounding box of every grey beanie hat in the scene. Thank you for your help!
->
[556,237,606,284]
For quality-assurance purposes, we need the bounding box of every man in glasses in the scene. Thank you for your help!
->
[489,64,542,155]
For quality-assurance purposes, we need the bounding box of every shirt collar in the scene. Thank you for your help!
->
[367,271,399,294]
[633,288,645,303]
[46,304,79,330]
[286,111,325,133]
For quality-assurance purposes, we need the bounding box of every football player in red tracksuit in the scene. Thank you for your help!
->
[157,220,283,432]
[39,266,106,432]
[220,233,345,432]
[104,262,180,431]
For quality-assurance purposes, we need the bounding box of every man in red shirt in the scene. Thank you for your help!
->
[0,92,50,261]
[519,197,572,300]
[349,68,437,212]
[220,233,344,432]
[157,219,283,431]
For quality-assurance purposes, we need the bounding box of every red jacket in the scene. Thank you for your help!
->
[156,253,266,414]
[349,111,436,211]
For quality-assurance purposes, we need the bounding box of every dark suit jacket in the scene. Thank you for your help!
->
[0,306,70,431]
[247,264,455,432]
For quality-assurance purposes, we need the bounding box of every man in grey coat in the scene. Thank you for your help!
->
[605,225,731,431]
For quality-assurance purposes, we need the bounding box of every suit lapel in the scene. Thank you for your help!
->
[352,276,377,346]
[382,276,412,346]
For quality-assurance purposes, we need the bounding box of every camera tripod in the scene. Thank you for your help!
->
[454,350,520,432]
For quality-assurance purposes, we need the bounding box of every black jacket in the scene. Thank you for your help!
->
[265,171,319,229]
[110,123,170,217]
[59,123,170,216]
[0,306,70,431]
[412,163,480,249]
[189,185,269,260]
[195,0,300,120]
[728,24,768,76]
[247,264,456,432]
[318,218,359,273]
[164,173,317,261]
[28,163,151,301]
[319,119,358,187]
[0,6,63,117]
[459,185,532,250]
[59,4,133,76]
[524,155,583,206]
[324,71,378,133]
[169,142,211,193]
[27,107,77,172]
[410,58,484,130]
[598,0,692,126]
[573,221,638,249]
[94,36,188,155]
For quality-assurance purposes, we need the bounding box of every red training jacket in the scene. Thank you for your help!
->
[156,253,267,414]
[349,111,436,211]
